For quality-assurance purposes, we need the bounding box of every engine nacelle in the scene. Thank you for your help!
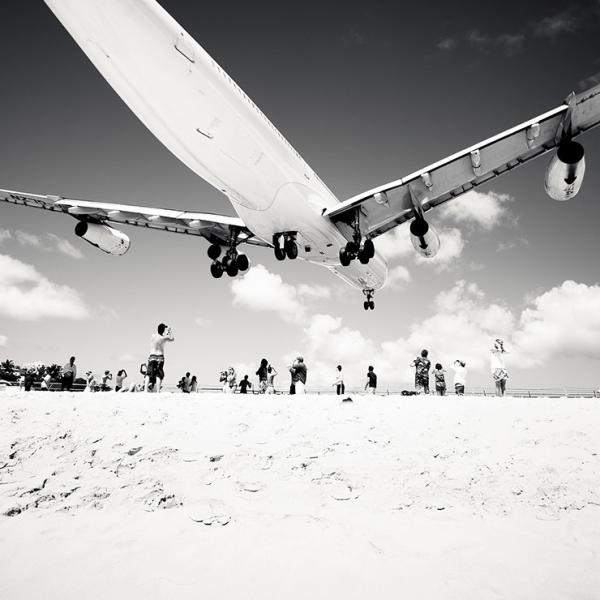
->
[74,221,130,255]
[409,218,440,258]
[544,141,585,201]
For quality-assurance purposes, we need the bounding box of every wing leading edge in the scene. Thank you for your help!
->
[326,84,600,238]
[0,189,270,249]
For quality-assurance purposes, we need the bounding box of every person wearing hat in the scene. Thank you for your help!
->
[289,356,307,394]
[144,323,174,393]
[490,339,508,396]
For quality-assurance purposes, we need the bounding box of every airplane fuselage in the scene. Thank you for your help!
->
[44,0,387,291]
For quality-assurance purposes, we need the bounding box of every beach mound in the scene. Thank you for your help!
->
[1,392,599,599]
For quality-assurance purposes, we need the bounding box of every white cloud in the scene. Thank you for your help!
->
[46,234,84,259]
[12,229,84,259]
[0,254,89,321]
[230,264,328,323]
[439,190,514,231]
[438,37,456,51]
[512,281,600,367]
[496,237,529,253]
[387,265,411,289]
[533,13,579,38]
[0,229,12,244]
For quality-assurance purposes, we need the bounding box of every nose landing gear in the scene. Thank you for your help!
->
[363,288,375,310]
[273,232,299,261]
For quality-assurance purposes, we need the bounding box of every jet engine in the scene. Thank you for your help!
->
[544,141,585,201]
[74,221,130,255]
[409,218,440,258]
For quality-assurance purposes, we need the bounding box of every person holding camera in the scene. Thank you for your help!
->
[144,323,174,393]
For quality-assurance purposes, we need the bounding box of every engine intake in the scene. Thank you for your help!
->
[544,141,585,201]
[409,218,440,258]
[74,221,130,255]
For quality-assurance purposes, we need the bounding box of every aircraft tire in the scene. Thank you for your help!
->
[226,262,239,277]
[274,246,286,261]
[210,262,223,278]
[285,240,298,260]
[369,300,375,310]
[207,244,221,260]
[358,251,370,264]
[363,239,375,259]
[236,254,249,271]
[339,247,351,267]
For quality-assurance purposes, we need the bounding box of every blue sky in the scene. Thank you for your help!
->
[1,1,600,391]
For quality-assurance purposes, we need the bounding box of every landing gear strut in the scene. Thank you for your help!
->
[208,231,250,279]
[362,288,375,311]
[340,210,375,266]
[273,232,298,261]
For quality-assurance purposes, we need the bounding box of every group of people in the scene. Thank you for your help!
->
[407,339,508,397]
[17,322,510,397]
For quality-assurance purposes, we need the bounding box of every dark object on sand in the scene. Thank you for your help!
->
[342,397,353,403]
[401,390,418,396]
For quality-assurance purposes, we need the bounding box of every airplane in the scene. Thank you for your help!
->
[2,0,600,311]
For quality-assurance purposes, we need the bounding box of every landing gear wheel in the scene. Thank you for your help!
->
[363,301,369,310]
[363,239,375,259]
[210,262,223,279]
[369,300,375,310]
[346,241,359,255]
[207,244,222,260]
[274,245,286,261]
[226,261,239,277]
[285,239,298,260]
[236,254,249,271]
[358,250,370,264]
[339,247,352,267]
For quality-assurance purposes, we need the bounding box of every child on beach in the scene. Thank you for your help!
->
[433,363,447,396]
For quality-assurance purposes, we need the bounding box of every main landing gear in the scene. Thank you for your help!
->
[363,288,375,311]
[273,232,298,261]
[208,230,249,279]
[339,209,375,266]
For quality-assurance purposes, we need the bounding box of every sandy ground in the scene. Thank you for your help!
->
[1,392,599,599]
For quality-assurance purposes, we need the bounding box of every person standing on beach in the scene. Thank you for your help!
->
[144,323,174,393]
[239,375,252,394]
[452,360,467,396]
[256,358,269,393]
[365,365,377,394]
[433,363,447,396]
[61,356,77,391]
[290,357,307,394]
[411,349,431,394]
[333,365,345,395]
[490,339,508,396]
[266,365,277,394]
[115,370,127,392]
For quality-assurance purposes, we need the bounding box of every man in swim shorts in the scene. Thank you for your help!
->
[144,323,174,393]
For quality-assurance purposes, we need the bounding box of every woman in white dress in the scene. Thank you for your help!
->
[490,339,508,396]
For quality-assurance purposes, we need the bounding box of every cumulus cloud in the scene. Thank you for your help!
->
[467,29,525,56]
[230,264,328,323]
[0,229,12,244]
[512,281,600,367]
[387,265,411,289]
[0,254,89,320]
[439,190,515,231]
[11,229,84,259]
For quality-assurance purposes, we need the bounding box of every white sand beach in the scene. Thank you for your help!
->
[1,392,599,599]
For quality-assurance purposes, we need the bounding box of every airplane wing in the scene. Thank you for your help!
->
[325,84,600,238]
[0,189,270,250]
